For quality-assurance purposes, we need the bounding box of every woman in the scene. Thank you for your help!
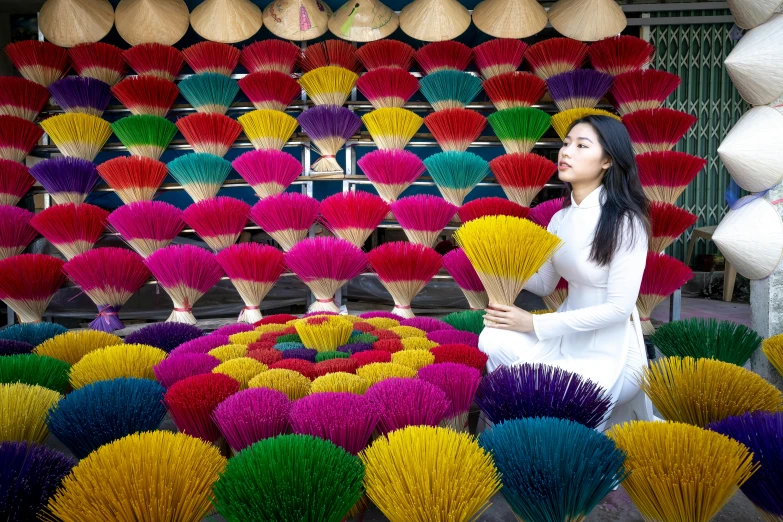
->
[479,115,653,424]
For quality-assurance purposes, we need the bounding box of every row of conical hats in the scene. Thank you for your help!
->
[713,3,783,280]
[39,0,628,46]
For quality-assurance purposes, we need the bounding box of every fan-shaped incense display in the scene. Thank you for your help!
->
[424,150,489,207]
[0,339,34,356]
[546,69,614,111]
[108,200,184,258]
[391,194,457,247]
[48,76,112,118]
[442,309,485,334]
[319,190,389,247]
[238,71,301,112]
[144,244,224,324]
[651,318,762,367]
[111,75,179,117]
[164,372,240,442]
[357,148,425,205]
[0,353,69,392]
[190,0,263,43]
[638,252,693,334]
[0,254,66,323]
[543,277,569,310]
[250,192,320,251]
[183,196,250,252]
[356,67,419,109]
[725,15,783,106]
[649,200,697,252]
[111,114,177,159]
[298,105,361,173]
[213,357,267,389]
[419,70,482,111]
[96,155,167,204]
[68,42,126,86]
[167,153,233,202]
[473,39,528,80]
[29,156,100,205]
[238,109,299,151]
[588,34,655,76]
[424,108,486,152]
[290,392,379,454]
[33,330,122,365]
[364,377,448,432]
[115,1,189,46]
[472,0,547,39]
[170,334,230,357]
[0,205,35,260]
[458,197,529,223]
[524,38,588,80]
[0,115,44,162]
[177,112,242,157]
[399,0,471,42]
[362,108,423,150]
[356,39,415,71]
[233,149,302,199]
[636,150,707,204]
[551,107,621,140]
[431,343,489,370]
[300,40,362,73]
[4,40,70,87]
[262,0,333,41]
[299,66,359,106]
[0,76,49,121]
[418,361,481,430]
[68,343,167,389]
[0,159,34,206]
[213,387,290,452]
[1,382,61,442]
[125,43,184,80]
[488,107,551,154]
[183,41,241,76]
[392,349,434,370]
[178,73,239,115]
[622,108,697,155]
[153,353,220,388]
[40,113,111,161]
[216,243,285,324]
[611,69,681,116]
[311,371,370,393]
[240,40,300,75]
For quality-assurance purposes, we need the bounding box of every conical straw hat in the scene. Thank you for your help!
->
[191,0,263,43]
[727,0,783,29]
[548,0,627,42]
[39,0,114,48]
[115,0,190,46]
[472,0,547,38]
[725,14,783,106]
[713,196,783,280]
[718,106,783,193]
[328,0,399,42]
[263,0,332,41]
[399,0,471,42]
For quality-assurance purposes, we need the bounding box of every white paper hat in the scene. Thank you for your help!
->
[328,0,399,42]
[399,0,471,42]
[547,0,627,42]
[115,0,190,46]
[39,0,115,47]
[713,196,783,280]
[727,0,782,30]
[472,0,547,39]
[263,0,332,41]
[718,106,783,193]
[725,14,783,106]
[190,0,263,43]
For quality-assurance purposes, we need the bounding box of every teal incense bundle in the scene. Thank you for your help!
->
[424,150,489,207]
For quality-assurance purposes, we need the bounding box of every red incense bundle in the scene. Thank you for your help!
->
[300,40,362,74]
[483,71,547,110]
[525,38,587,80]
[182,196,251,252]
[232,149,302,199]
[391,194,457,247]
[0,253,66,323]
[610,69,681,116]
[108,201,185,258]
[0,115,44,163]
[622,108,697,155]
[543,277,568,311]
[63,247,151,332]
[0,77,49,122]
[144,244,225,324]
[637,252,692,334]
[414,41,473,75]
[0,159,34,206]
[216,243,285,324]
[0,205,36,260]
[528,197,566,228]
[636,151,707,205]
[250,192,320,251]
[588,35,655,76]
[319,191,390,248]
[111,76,179,117]
[164,373,240,443]
[424,108,487,152]
[489,152,557,207]
[367,241,442,319]
[4,40,69,87]
[68,42,126,86]
[649,201,698,252]
[183,41,240,76]
[458,197,529,223]
[356,149,425,206]
[123,43,184,81]
[473,39,527,79]
[29,202,108,260]
[356,40,415,71]
[238,71,301,112]
[240,39,301,75]
[176,113,242,157]
[442,248,487,310]
[356,67,419,109]
[96,156,168,204]
[285,237,368,313]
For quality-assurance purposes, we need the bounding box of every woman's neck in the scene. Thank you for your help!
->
[571,181,604,206]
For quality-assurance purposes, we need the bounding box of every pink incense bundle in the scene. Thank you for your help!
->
[108,201,185,258]
[356,149,425,207]
[414,41,473,75]
[473,39,528,79]
[96,156,168,204]
[528,197,566,228]
[427,329,479,347]
[483,71,548,110]
[284,237,367,313]
[153,353,221,388]
[0,115,44,163]
[240,40,301,75]
[216,243,285,324]
[543,277,568,311]
[176,113,242,157]
[621,108,697,155]
[610,69,681,116]
[418,362,481,432]
[367,241,443,319]
[232,149,302,199]
[63,247,151,332]
[144,244,225,324]
[0,254,66,323]
[318,191,390,248]
[212,387,291,452]
[525,38,588,80]
[182,41,240,76]
[390,194,457,248]
[636,151,707,205]
[365,377,450,435]
[490,152,557,207]
[182,196,251,252]
[164,373,240,443]
[442,248,487,310]
[238,71,301,112]
[649,201,697,252]
[356,67,419,109]
[424,108,487,152]
[250,192,320,252]
[0,159,34,205]
[29,202,108,260]
[0,205,36,260]
[637,251,693,335]
[458,197,529,223]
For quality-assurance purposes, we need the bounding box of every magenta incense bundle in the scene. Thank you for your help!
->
[232,149,302,200]
[250,192,320,252]
[216,243,285,324]
[107,201,185,259]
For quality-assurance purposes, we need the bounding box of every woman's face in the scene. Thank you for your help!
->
[557,123,612,185]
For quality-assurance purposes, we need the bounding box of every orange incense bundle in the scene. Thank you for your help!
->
[424,108,487,152]
[489,152,557,207]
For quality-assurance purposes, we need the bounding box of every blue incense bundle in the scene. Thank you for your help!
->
[0,322,67,346]
[710,411,783,521]
[125,322,205,353]
[178,73,239,115]
[297,105,361,174]
[419,70,483,111]
[45,377,167,459]
[475,363,613,429]
[28,157,100,205]
[48,76,112,118]
[546,69,614,112]
[479,417,627,522]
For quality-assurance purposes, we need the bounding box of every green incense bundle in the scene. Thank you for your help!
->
[651,317,762,366]
[488,107,551,154]
[443,309,486,335]
[0,354,70,393]
[111,115,177,160]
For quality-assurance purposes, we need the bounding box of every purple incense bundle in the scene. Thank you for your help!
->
[475,363,613,429]
[400,317,454,333]
[337,342,374,355]
[297,105,361,174]
[153,353,221,388]
[212,323,255,337]
[709,411,783,521]
[365,377,450,435]
[125,322,205,352]
[289,391,380,455]
[426,329,479,347]
[212,387,291,452]
[546,70,614,112]
[282,348,318,363]
[0,338,34,356]
[169,334,230,357]
[107,200,185,259]
[48,76,113,117]
[29,156,100,205]
[418,362,481,432]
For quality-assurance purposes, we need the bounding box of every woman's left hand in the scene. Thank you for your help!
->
[484,303,535,333]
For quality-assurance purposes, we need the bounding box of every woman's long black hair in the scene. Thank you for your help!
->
[561,115,650,266]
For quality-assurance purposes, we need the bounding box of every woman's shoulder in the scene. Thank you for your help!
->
[546,208,568,232]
